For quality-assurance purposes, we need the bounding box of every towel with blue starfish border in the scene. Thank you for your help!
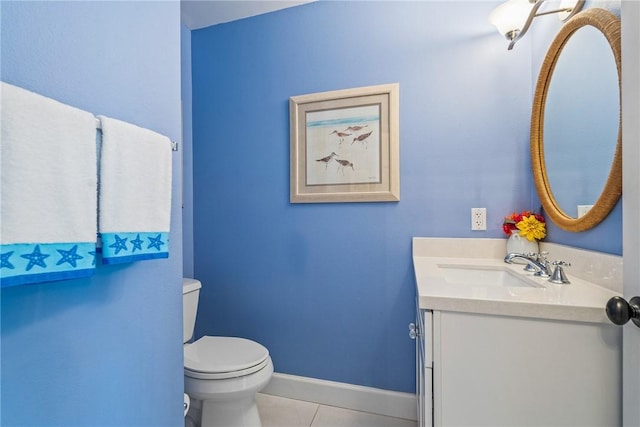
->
[1,242,96,287]
[100,232,169,264]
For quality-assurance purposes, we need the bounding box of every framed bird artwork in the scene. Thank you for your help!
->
[289,83,400,203]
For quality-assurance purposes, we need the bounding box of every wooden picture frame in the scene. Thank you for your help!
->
[290,83,399,203]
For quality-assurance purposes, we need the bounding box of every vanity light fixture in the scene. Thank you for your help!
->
[489,0,585,50]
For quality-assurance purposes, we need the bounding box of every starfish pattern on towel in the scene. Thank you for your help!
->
[109,235,128,255]
[147,234,165,251]
[21,245,50,271]
[56,245,84,268]
[89,250,97,266]
[1,251,15,269]
[131,234,144,252]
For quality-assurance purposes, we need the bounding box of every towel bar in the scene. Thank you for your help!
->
[95,117,178,151]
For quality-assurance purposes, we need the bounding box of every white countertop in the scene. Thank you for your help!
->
[413,238,621,324]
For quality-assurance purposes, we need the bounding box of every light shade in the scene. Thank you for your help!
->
[489,0,585,50]
[489,0,535,39]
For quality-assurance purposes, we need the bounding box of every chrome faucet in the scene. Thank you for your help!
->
[504,252,552,278]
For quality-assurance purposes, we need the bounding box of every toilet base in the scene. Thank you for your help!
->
[185,398,201,427]
[185,397,261,427]
[201,396,261,427]
[184,357,273,427]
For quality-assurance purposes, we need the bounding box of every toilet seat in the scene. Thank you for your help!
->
[184,336,270,380]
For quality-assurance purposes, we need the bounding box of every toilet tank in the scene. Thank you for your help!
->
[182,278,202,343]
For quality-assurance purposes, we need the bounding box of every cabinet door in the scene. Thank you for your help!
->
[417,310,433,427]
[433,311,620,426]
[416,338,425,427]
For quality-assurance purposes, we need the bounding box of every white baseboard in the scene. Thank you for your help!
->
[261,372,417,421]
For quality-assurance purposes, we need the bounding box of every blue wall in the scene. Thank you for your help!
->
[1,2,184,426]
[191,1,534,393]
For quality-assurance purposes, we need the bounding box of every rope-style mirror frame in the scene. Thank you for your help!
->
[531,8,621,232]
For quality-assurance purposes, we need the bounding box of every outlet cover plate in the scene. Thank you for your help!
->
[471,208,486,231]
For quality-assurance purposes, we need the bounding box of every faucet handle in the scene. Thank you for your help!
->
[538,252,552,275]
[552,260,571,267]
[549,260,571,284]
[534,251,549,266]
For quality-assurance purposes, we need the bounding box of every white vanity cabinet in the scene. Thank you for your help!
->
[415,308,433,427]
[416,308,621,427]
[412,238,623,427]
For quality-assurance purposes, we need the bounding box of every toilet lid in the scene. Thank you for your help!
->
[184,336,269,378]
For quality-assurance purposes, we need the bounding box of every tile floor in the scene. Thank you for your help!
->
[256,393,417,427]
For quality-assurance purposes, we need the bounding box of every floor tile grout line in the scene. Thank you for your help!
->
[309,402,415,423]
[256,393,417,426]
[308,403,321,427]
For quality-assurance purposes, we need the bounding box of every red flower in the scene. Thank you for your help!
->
[503,210,545,237]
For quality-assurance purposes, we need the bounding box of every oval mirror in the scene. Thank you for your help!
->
[531,8,621,232]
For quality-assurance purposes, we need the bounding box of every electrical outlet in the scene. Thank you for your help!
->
[577,204,594,218]
[471,208,486,231]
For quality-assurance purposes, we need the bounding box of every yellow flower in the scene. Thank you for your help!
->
[516,215,546,242]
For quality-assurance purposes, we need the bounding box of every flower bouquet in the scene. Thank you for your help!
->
[503,210,546,242]
[503,210,546,256]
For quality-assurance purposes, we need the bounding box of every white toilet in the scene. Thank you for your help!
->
[183,278,273,427]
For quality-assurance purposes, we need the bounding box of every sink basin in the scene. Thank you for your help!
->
[438,264,542,288]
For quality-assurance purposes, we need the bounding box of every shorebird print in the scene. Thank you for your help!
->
[335,158,354,175]
[316,152,338,169]
[330,130,351,143]
[352,131,373,148]
[343,125,368,132]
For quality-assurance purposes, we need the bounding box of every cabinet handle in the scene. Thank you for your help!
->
[605,296,640,328]
[409,322,420,339]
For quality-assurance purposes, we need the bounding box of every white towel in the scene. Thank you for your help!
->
[0,82,98,287]
[97,115,172,264]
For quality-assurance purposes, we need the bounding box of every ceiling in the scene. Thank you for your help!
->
[181,0,316,30]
